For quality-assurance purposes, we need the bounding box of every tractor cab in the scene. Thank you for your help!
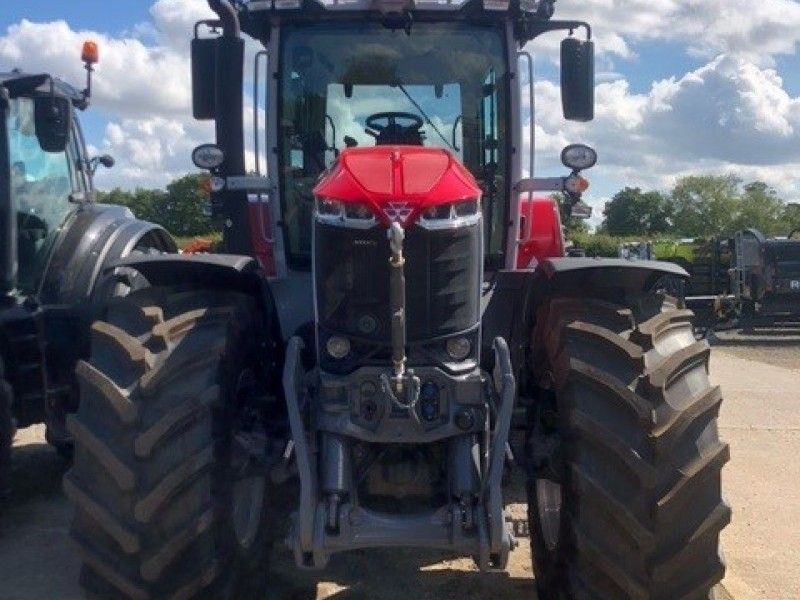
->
[1,73,91,296]
[275,18,512,268]
[192,0,596,277]
[0,42,113,297]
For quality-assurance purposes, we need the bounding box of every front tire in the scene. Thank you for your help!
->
[526,295,729,599]
[65,288,276,599]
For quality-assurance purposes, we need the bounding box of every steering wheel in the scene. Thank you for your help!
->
[366,112,424,134]
[17,211,48,242]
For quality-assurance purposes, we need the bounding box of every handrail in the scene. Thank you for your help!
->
[518,51,535,244]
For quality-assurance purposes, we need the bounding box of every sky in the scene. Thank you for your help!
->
[2,0,800,227]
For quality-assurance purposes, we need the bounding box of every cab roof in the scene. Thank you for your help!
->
[0,70,86,108]
[236,0,559,42]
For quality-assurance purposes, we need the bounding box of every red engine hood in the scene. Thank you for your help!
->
[313,146,481,226]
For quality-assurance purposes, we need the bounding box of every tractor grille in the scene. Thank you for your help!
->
[314,220,481,371]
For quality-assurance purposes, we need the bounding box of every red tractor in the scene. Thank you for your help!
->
[65,1,729,598]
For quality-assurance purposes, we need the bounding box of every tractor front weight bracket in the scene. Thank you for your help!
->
[281,335,518,571]
[484,337,517,568]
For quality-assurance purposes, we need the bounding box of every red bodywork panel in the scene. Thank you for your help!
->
[313,146,481,226]
[248,197,276,276]
[516,196,565,269]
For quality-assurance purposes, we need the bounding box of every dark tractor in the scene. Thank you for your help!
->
[732,228,800,322]
[65,1,728,598]
[0,43,176,498]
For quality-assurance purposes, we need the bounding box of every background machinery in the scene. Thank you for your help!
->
[732,228,800,323]
[0,45,176,499]
[65,1,729,598]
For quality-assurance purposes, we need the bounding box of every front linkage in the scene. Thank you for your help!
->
[284,220,517,570]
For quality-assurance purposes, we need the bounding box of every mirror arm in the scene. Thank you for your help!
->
[515,177,568,194]
[517,19,592,44]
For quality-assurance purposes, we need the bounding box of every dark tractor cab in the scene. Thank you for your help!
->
[0,58,176,498]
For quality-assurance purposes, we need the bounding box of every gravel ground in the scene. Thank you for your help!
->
[4,337,799,599]
[709,321,800,371]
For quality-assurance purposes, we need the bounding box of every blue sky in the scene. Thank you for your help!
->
[2,0,800,224]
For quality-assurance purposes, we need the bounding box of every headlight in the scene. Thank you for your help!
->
[446,337,472,361]
[561,144,598,171]
[419,199,481,230]
[315,198,376,228]
[326,336,351,359]
[317,198,344,218]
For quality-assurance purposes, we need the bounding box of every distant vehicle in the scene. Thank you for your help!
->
[618,240,654,261]
[0,43,176,498]
[732,228,800,322]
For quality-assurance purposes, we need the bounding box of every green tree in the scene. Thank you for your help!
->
[160,174,214,236]
[602,187,672,236]
[670,175,739,236]
[99,174,214,237]
[783,203,800,235]
[97,187,163,224]
[731,181,788,236]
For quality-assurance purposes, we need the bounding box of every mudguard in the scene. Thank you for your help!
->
[480,258,689,393]
[104,253,283,372]
[39,203,176,306]
[535,257,688,296]
[106,252,261,292]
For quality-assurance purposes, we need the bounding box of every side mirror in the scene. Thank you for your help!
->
[561,37,595,122]
[89,154,115,175]
[34,95,72,153]
[192,37,218,120]
[98,154,115,169]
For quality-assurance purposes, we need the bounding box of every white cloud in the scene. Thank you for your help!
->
[531,0,800,64]
[532,54,800,207]
[0,0,269,189]
[0,19,192,118]
[149,0,214,50]
[2,0,800,204]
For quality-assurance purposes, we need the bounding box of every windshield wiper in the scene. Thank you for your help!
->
[395,83,456,152]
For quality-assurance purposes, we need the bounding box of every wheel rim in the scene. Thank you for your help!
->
[535,478,562,551]
[232,472,265,549]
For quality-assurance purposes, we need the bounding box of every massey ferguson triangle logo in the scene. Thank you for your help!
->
[383,202,413,223]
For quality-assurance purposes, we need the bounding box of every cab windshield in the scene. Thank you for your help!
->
[279,21,510,268]
[8,97,82,293]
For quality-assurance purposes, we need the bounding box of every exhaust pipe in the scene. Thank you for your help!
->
[207,0,241,38]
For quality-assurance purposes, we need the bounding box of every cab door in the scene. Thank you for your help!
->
[8,97,82,295]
